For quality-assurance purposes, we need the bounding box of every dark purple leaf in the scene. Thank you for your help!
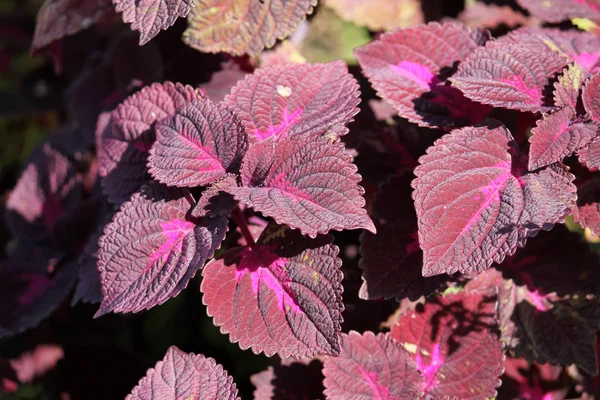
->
[96,182,228,315]
[224,61,360,142]
[573,178,600,236]
[391,292,503,399]
[358,174,445,301]
[251,358,325,400]
[226,135,374,238]
[126,346,238,400]
[516,0,600,23]
[190,174,238,219]
[528,107,598,170]
[98,82,199,204]
[578,136,600,169]
[113,0,197,45]
[412,120,576,276]
[201,227,344,358]
[32,0,114,52]
[584,71,600,122]
[553,64,585,110]
[451,42,568,112]
[354,21,491,130]
[323,331,423,400]
[149,98,248,188]
[0,257,78,338]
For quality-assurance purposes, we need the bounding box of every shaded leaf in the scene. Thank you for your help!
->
[127,346,238,400]
[149,98,248,188]
[573,178,600,237]
[183,0,317,56]
[198,61,247,103]
[226,135,374,238]
[412,120,576,276]
[323,331,423,400]
[224,61,360,143]
[354,21,491,129]
[251,358,324,400]
[190,174,238,219]
[96,183,227,315]
[583,71,600,122]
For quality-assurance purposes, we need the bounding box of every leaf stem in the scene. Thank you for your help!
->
[232,206,255,247]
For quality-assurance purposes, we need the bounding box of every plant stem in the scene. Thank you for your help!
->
[232,206,255,247]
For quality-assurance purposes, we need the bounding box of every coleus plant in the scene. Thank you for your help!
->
[3,0,600,399]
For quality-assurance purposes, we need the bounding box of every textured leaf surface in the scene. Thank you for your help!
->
[98,82,198,204]
[113,0,197,45]
[127,346,238,400]
[224,61,360,143]
[149,98,248,188]
[354,21,491,129]
[412,121,576,276]
[516,0,600,23]
[183,0,317,55]
[578,136,600,168]
[325,0,423,31]
[573,178,600,236]
[190,174,237,219]
[528,107,598,170]
[227,135,374,238]
[0,258,77,338]
[97,183,227,315]
[323,331,423,400]
[391,292,503,399]
[251,358,324,400]
[32,0,113,51]
[358,174,445,301]
[451,43,567,112]
[201,226,344,358]
[583,71,600,122]
[554,64,585,110]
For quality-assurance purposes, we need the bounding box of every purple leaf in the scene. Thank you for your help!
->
[354,21,491,130]
[251,358,325,400]
[126,346,238,400]
[554,64,585,110]
[0,257,78,338]
[98,82,199,204]
[32,0,114,52]
[528,107,598,170]
[412,120,576,276]
[113,0,197,45]
[391,292,504,399]
[198,61,248,103]
[226,135,374,238]
[323,331,423,400]
[190,174,238,219]
[224,61,360,142]
[149,98,248,188]
[358,174,446,301]
[451,42,568,112]
[96,182,228,315]
[516,0,600,23]
[583,71,600,122]
[573,178,600,236]
[201,227,344,358]
[578,136,600,168]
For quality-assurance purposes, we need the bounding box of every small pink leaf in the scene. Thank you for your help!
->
[528,107,598,170]
[451,42,567,112]
[354,21,491,129]
[198,61,248,103]
[412,120,576,276]
[149,98,248,188]
[554,64,586,110]
[391,292,504,399]
[96,183,227,315]
[224,61,360,142]
[323,331,423,400]
[201,227,343,358]
[98,82,199,204]
[127,346,238,400]
[113,0,197,45]
[226,135,375,238]
[573,178,600,236]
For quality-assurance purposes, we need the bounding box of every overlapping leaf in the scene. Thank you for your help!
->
[183,0,317,56]
[323,331,423,400]
[573,178,600,236]
[554,64,585,110]
[325,0,423,31]
[224,61,360,143]
[251,358,325,400]
[199,62,247,103]
[96,183,228,315]
[528,107,598,170]
[226,135,374,238]
[451,42,567,112]
[354,21,491,129]
[127,346,238,400]
[584,71,600,122]
[149,98,248,188]
[391,292,504,399]
[201,225,344,358]
[113,0,197,45]
[98,82,198,204]
[32,0,114,52]
[516,0,600,23]
[412,120,576,276]
[578,136,600,168]
[358,174,445,301]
